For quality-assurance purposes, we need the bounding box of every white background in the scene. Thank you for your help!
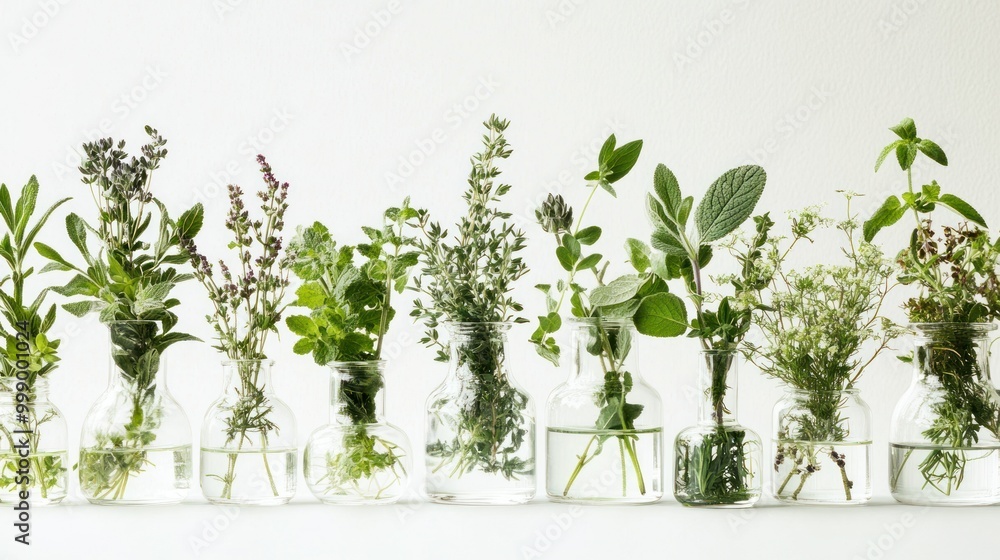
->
[3,1,1000,559]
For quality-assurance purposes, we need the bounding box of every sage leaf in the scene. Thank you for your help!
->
[589,275,644,307]
[695,165,766,243]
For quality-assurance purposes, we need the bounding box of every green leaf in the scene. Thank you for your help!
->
[863,195,906,242]
[51,274,98,297]
[576,253,602,271]
[634,293,688,338]
[562,234,581,258]
[694,165,766,243]
[575,226,601,245]
[651,228,686,256]
[921,182,941,202]
[34,242,74,270]
[285,315,318,336]
[875,141,899,172]
[589,275,643,307]
[890,118,917,140]
[598,181,617,197]
[895,142,917,170]
[597,135,616,165]
[176,203,204,240]
[653,164,681,214]
[555,246,576,271]
[62,300,104,317]
[65,213,91,264]
[917,139,947,166]
[938,194,987,228]
[605,140,643,183]
[292,338,314,355]
[538,312,562,333]
[294,282,326,309]
[625,238,651,273]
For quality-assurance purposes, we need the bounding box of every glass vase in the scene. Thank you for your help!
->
[674,350,761,507]
[0,377,68,506]
[425,322,535,504]
[772,388,872,504]
[889,323,1000,506]
[546,318,662,504]
[79,321,192,505]
[304,361,411,504]
[200,359,297,505]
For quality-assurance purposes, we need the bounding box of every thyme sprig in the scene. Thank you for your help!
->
[411,115,532,479]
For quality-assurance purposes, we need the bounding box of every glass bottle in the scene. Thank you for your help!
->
[304,361,411,504]
[674,350,761,507]
[425,322,535,504]
[772,388,872,504]
[200,359,297,505]
[79,321,192,505]
[889,323,1000,506]
[546,318,662,503]
[0,377,68,506]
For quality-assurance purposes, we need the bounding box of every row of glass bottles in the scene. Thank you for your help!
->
[2,320,999,506]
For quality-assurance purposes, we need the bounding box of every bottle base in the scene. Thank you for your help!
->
[890,493,1000,507]
[425,492,534,505]
[85,496,186,506]
[548,493,661,505]
[205,496,294,506]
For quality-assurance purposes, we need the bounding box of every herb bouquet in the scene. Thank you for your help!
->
[180,155,297,505]
[411,115,535,504]
[747,198,899,504]
[0,177,69,505]
[642,162,769,507]
[42,127,203,504]
[287,200,420,504]
[865,118,1000,505]
[533,134,668,503]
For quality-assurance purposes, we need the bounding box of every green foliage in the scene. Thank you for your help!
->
[675,426,755,505]
[0,176,68,383]
[411,115,531,480]
[40,127,202,501]
[285,199,421,364]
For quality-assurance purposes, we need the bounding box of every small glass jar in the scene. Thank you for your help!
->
[79,321,192,505]
[772,388,872,504]
[546,318,662,504]
[304,361,411,504]
[889,323,1000,506]
[0,377,68,506]
[200,359,297,505]
[425,322,535,504]
[674,350,762,507]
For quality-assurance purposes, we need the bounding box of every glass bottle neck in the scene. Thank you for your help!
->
[445,322,511,381]
[221,360,276,397]
[570,319,640,383]
[911,324,994,386]
[0,376,50,403]
[698,351,739,424]
[329,361,386,425]
[107,321,170,391]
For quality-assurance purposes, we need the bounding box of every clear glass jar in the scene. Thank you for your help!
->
[304,361,411,504]
[772,388,872,504]
[79,321,192,505]
[674,350,761,507]
[425,322,535,504]
[889,323,1000,506]
[0,377,68,506]
[546,318,662,504]
[200,359,297,505]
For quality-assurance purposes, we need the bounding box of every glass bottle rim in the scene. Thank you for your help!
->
[444,321,513,333]
[909,322,997,333]
[220,358,276,366]
[783,386,860,397]
[328,359,387,372]
[568,317,634,327]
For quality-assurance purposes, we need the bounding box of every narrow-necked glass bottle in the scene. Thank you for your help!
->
[425,322,535,504]
[304,361,411,504]
[200,359,297,505]
[79,320,192,505]
[546,318,662,503]
[0,377,68,505]
[674,350,761,507]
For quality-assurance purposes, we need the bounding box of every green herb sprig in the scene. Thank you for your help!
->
[411,115,531,479]
[179,154,293,500]
[0,176,70,499]
[40,126,203,500]
[866,118,1000,496]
